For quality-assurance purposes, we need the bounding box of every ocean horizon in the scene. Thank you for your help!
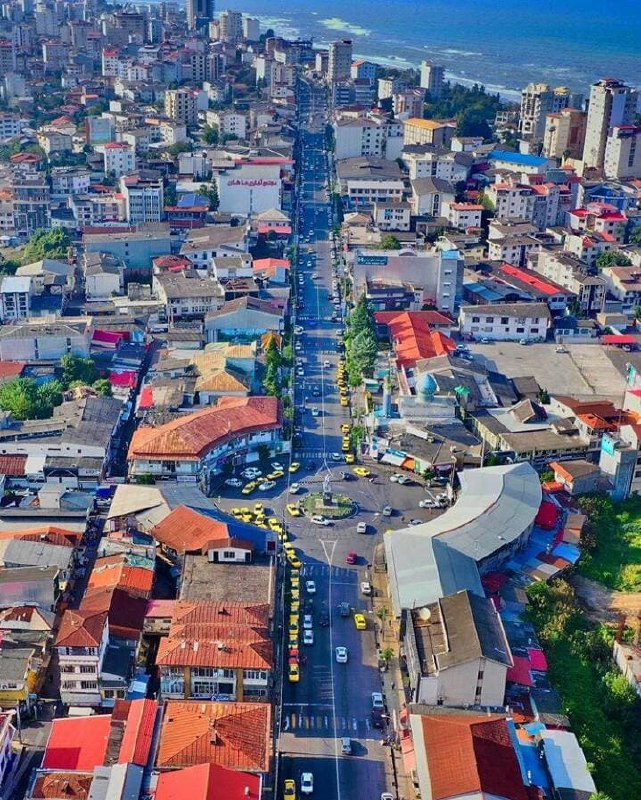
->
[217,0,641,102]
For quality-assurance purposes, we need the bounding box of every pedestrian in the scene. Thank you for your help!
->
[391,681,395,690]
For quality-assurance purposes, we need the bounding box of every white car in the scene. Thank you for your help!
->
[303,629,314,645]
[305,580,316,594]
[335,646,348,663]
[258,480,276,492]
[311,407,320,417]
[396,474,411,485]
[311,515,331,526]
[224,478,243,488]
[356,521,367,534]
[271,462,284,472]
[297,367,304,377]
[389,473,401,483]
[301,773,314,795]
[295,325,304,334]
[419,499,437,508]
[323,360,331,368]
[290,482,301,494]
[242,468,262,479]
[303,614,313,630]
[382,506,392,517]
[361,581,372,596]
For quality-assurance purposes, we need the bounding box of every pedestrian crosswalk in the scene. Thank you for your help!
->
[300,563,358,581]
[282,707,373,736]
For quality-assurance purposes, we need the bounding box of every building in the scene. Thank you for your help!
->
[180,225,247,267]
[442,201,483,230]
[157,601,272,701]
[165,89,198,126]
[604,125,641,179]
[187,0,215,30]
[0,318,92,361]
[156,700,271,773]
[55,609,109,707]
[405,590,512,707]
[100,142,135,178]
[328,39,352,83]
[484,179,535,222]
[519,83,581,141]
[155,763,261,800]
[204,296,285,342]
[459,301,551,342]
[403,118,456,148]
[373,201,411,232]
[582,78,638,172]
[84,228,171,270]
[409,710,529,800]
[153,271,224,322]
[548,459,601,495]
[351,59,378,83]
[0,276,32,321]
[410,176,455,217]
[543,107,587,160]
[214,158,289,215]
[351,247,462,315]
[333,117,388,160]
[0,713,15,790]
[120,174,164,224]
[127,396,282,481]
[218,9,243,43]
[385,462,541,614]
[419,60,444,99]
[335,157,404,208]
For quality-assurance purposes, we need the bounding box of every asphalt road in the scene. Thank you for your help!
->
[215,81,437,800]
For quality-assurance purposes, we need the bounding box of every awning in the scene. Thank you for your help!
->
[602,334,638,345]
[380,452,405,467]
[402,457,415,471]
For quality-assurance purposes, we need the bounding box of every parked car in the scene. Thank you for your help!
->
[335,646,348,663]
[224,478,243,488]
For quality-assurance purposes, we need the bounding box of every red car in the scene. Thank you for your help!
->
[345,551,357,565]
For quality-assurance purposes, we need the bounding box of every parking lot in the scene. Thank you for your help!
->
[468,341,627,402]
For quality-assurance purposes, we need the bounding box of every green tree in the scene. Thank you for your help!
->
[92,379,113,397]
[198,183,219,211]
[202,124,219,145]
[60,355,98,388]
[380,646,395,665]
[0,377,63,420]
[37,380,63,413]
[596,251,632,270]
[164,182,177,207]
[22,228,71,263]
[629,227,641,246]
[265,337,282,370]
[134,473,155,485]
[380,234,401,250]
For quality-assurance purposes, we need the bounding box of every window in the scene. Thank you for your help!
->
[471,316,480,323]
[223,550,235,559]
[80,681,98,690]
[516,327,525,333]
[80,665,95,674]
[500,317,508,325]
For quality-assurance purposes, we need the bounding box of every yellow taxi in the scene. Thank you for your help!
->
[288,462,301,473]
[340,396,349,407]
[268,517,283,533]
[284,779,297,800]
[283,541,295,554]
[253,503,264,514]
[342,438,350,453]
[288,663,300,682]
[241,482,257,495]
[290,599,300,613]
[354,613,367,630]
[345,453,355,464]
[353,467,370,477]
[291,588,300,602]
[340,423,351,434]
[287,503,302,517]
[267,470,285,480]
[288,554,302,569]
[240,513,253,523]
[290,574,300,589]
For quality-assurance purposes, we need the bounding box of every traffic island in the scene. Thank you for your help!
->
[301,492,356,519]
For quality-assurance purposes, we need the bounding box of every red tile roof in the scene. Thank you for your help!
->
[155,762,261,800]
[128,397,281,462]
[156,701,271,772]
[171,601,271,629]
[374,311,456,368]
[419,714,528,800]
[151,506,231,555]
[0,361,26,381]
[116,698,158,766]
[30,771,94,799]
[42,716,111,771]
[0,454,27,476]
[80,586,147,640]
[55,609,107,648]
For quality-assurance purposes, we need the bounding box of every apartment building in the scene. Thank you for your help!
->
[459,302,551,342]
[582,78,638,172]
[604,126,641,180]
[543,107,587,160]
[0,276,32,321]
[335,157,404,208]
[165,88,198,126]
[519,83,582,140]
[419,59,444,98]
[120,174,164,224]
[403,118,456,148]
[56,609,109,707]
[101,142,136,178]
[534,248,606,313]
[484,179,535,222]
[328,39,352,83]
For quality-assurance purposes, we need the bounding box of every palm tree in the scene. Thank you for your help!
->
[380,646,395,665]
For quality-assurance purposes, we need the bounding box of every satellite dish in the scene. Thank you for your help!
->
[418,607,431,622]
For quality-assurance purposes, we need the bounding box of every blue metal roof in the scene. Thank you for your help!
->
[489,150,547,167]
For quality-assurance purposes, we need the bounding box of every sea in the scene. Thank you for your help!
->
[217,0,641,101]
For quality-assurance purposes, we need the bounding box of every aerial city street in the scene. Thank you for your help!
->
[0,2,639,800]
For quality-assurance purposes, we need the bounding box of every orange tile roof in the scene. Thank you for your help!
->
[128,397,280,461]
[0,525,80,545]
[87,554,154,599]
[156,701,271,772]
[151,506,232,555]
[157,623,273,670]
[80,586,147,640]
[30,771,94,799]
[419,714,528,800]
[374,311,456,368]
[171,601,271,629]
[55,609,107,648]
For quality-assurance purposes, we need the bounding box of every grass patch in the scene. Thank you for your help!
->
[577,494,641,591]
[301,493,354,519]
[527,580,641,800]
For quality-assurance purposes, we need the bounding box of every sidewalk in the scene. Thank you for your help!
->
[370,565,415,800]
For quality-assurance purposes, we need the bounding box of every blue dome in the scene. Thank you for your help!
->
[418,373,437,398]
